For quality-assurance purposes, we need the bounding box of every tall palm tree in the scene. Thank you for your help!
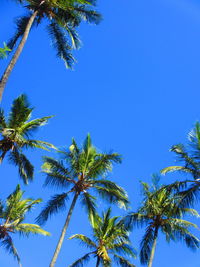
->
[36,134,129,267]
[161,122,200,207]
[0,184,50,266]
[0,43,11,59]
[0,94,56,184]
[124,178,200,267]
[0,0,101,100]
[69,208,136,267]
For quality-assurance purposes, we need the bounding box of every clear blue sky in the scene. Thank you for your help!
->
[1,0,200,266]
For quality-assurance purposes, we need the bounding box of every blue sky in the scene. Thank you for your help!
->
[1,0,200,266]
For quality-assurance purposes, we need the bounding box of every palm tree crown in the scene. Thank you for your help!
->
[0,185,50,266]
[0,94,55,184]
[9,0,101,68]
[124,177,200,267]
[0,0,101,99]
[69,208,136,267]
[37,134,129,266]
[161,122,200,207]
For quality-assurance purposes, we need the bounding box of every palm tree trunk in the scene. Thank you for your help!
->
[148,226,159,267]
[96,256,100,267]
[0,10,38,101]
[49,191,79,267]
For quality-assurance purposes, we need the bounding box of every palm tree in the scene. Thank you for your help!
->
[124,178,200,267]
[0,184,50,266]
[36,134,129,267]
[161,122,200,207]
[0,94,56,184]
[0,0,101,100]
[0,43,11,59]
[69,208,136,267]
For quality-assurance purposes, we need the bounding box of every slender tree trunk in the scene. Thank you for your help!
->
[49,192,79,267]
[0,10,38,101]
[96,256,100,267]
[148,227,159,267]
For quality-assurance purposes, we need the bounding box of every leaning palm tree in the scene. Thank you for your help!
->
[36,134,129,267]
[0,0,101,100]
[0,94,55,184]
[0,185,50,266]
[69,208,136,267]
[124,178,200,267]
[161,122,200,207]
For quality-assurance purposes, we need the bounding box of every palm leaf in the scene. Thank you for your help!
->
[15,223,50,236]
[47,22,75,69]
[9,150,34,184]
[140,226,155,265]
[113,254,136,267]
[36,193,69,225]
[7,14,34,50]
[69,234,96,249]
[69,252,92,267]
[1,236,21,266]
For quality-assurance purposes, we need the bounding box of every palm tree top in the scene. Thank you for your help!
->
[69,208,136,267]
[124,178,200,266]
[0,94,56,184]
[0,185,50,265]
[8,0,102,68]
[37,134,129,225]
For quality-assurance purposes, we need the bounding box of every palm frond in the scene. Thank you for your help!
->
[80,192,96,219]
[19,116,54,136]
[73,6,102,24]
[94,185,129,209]
[112,243,137,259]
[69,234,96,249]
[161,166,195,175]
[9,150,34,184]
[69,252,92,267]
[7,14,34,50]
[113,254,136,267]
[15,223,50,236]
[140,226,155,265]
[36,193,69,225]
[8,94,32,128]
[1,236,21,266]
[162,221,200,250]
[47,22,75,69]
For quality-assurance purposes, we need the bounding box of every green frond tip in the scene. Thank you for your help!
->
[0,43,11,59]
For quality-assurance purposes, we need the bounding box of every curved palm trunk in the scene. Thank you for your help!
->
[148,226,159,267]
[96,256,100,267]
[49,192,79,267]
[0,10,38,101]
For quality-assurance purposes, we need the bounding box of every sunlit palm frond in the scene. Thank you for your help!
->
[69,234,96,249]
[15,223,50,236]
